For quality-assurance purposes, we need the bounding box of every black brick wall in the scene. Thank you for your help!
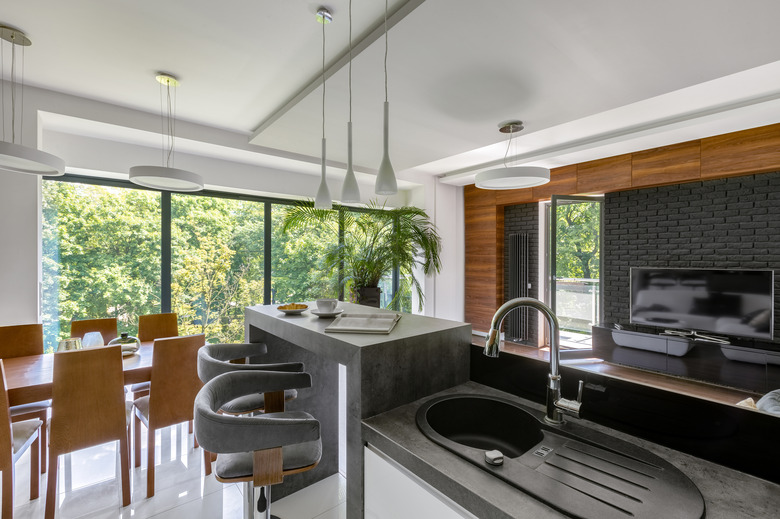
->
[603,171,780,342]
[503,204,539,345]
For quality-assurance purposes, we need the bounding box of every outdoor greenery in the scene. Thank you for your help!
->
[42,182,344,351]
[282,201,442,311]
[555,202,600,280]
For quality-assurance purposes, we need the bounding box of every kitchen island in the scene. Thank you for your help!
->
[245,302,472,519]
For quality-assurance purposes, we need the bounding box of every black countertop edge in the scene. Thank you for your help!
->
[362,381,780,519]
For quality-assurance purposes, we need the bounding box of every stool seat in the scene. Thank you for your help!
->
[220,389,298,415]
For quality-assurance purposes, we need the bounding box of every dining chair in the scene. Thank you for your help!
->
[70,317,119,343]
[130,312,180,402]
[194,370,321,519]
[0,359,41,518]
[196,342,304,475]
[137,313,179,343]
[133,334,205,498]
[0,324,50,474]
[46,346,131,519]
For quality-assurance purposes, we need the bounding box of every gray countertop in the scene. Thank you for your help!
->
[363,381,780,519]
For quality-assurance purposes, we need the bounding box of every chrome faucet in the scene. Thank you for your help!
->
[485,297,583,425]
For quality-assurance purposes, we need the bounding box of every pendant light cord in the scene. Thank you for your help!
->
[503,130,512,168]
[322,14,326,141]
[384,0,389,103]
[349,0,352,123]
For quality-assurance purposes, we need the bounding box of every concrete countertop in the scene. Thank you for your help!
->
[363,381,780,519]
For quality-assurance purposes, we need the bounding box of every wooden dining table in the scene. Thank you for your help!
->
[3,342,154,407]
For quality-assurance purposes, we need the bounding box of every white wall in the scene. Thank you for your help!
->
[0,173,40,325]
[0,84,465,326]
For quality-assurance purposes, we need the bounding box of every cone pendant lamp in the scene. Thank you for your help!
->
[374,0,397,196]
[314,7,332,210]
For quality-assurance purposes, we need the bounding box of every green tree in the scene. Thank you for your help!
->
[555,203,600,280]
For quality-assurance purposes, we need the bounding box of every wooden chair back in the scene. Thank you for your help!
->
[49,346,127,454]
[137,313,179,342]
[0,360,13,472]
[0,324,43,358]
[70,318,119,343]
[149,334,205,429]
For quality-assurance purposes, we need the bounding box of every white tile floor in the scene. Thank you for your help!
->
[9,423,346,519]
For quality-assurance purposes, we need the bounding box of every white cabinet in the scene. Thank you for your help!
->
[364,445,477,519]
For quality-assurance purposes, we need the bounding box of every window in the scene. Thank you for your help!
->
[546,195,603,348]
[42,181,162,351]
[271,203,339,304]
[171,194,265,343]
[42,176,408,350]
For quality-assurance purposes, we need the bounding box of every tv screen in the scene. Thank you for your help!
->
[630,268,774,341]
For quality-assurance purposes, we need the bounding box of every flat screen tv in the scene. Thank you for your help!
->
[630,268,774,341]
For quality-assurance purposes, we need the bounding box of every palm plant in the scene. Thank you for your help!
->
[282,201,442,310]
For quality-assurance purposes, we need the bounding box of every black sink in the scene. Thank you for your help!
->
[420,394,542,457]
[417,394,705,519]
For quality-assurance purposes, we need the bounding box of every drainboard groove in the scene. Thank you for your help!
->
[544,457,645,501]
[553,451,651,490]
[539,463,637,517]
[562,442,660,479]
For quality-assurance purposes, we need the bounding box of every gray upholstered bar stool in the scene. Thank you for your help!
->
[194,370,321,519]
[197,343,303,415]
[197,343,304,476]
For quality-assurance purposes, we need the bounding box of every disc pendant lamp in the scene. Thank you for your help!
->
[340,0,360,203]
[475,121,550,190]
[129,73,203,192]
[0,25,65,176]
[314,7,333,210]
[374,0,397,196]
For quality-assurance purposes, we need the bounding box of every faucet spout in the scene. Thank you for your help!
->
[483,297,582,424]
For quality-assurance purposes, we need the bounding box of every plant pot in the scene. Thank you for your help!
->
[355,287,381,308]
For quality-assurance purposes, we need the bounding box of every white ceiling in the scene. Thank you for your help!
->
[4,0,780,190]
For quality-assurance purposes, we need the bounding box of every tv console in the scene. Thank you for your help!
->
[592,325,780,394]
[660,329,730,344]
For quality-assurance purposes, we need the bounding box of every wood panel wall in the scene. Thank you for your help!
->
[464,123,780,332]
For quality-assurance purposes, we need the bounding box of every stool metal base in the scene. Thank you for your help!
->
[243,482,281,519]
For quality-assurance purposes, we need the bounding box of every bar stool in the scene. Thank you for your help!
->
[194,370,321,519]
[197,343,303,475]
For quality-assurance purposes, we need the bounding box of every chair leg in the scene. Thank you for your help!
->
[203,448,212,476]
[38,409,48,474]
[119,437,131,507]
[134,413,141,468]
[3,464,15,518]
[45,452,59,519]
[30,433,40,500]
[146,426,155,498]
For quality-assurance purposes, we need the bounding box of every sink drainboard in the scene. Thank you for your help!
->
[417,394,705,519]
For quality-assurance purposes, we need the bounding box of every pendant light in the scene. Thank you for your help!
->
[314,7,333,210]
[0,26,65,176]
[475,121,550,190]
[129,73,203,192]
[340,0,361,203]
[374,0,397,196]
